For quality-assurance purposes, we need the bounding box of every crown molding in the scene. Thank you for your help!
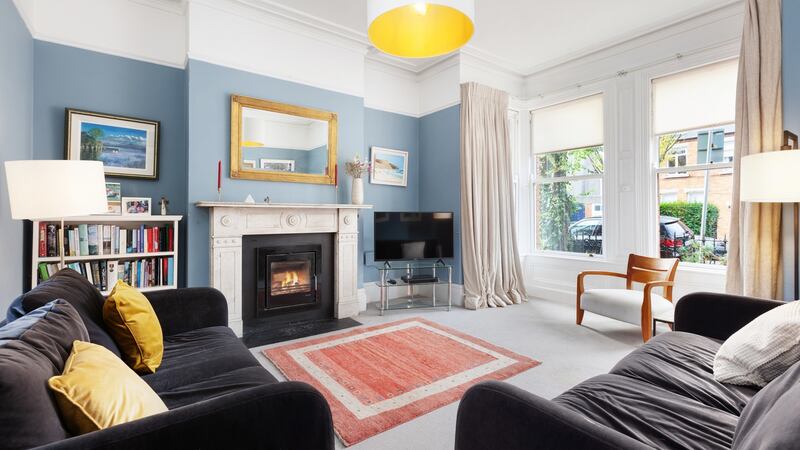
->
[130,0,187,15]
[521,0,744,77]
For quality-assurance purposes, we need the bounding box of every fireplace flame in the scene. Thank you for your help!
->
[281,271,301,287]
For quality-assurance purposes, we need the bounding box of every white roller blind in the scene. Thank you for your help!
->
[652,58,738,135]
[532,94,604,154]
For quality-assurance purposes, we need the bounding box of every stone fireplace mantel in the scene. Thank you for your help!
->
[196,201,371,336]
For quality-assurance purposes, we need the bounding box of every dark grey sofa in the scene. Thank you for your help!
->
[3,270,334,450]
[455,292,798,450]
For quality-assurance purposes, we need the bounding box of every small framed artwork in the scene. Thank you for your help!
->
[260,158,295,172]
[122,197,152,216]
[105,182,122,215]
[370,147,408,187]
[65,109,159,179]
[242,159,257,169]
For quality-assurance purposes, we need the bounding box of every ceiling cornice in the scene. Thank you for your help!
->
[520,0,744,77]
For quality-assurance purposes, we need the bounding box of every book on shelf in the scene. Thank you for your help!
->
[38,222,175,258]
[38,256,174,292]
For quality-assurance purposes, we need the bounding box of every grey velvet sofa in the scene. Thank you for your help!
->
[455,292,798,450]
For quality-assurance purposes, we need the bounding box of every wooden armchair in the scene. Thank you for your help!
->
[576,254,679,342]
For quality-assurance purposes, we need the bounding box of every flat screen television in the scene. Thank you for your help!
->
[374,212,454,261]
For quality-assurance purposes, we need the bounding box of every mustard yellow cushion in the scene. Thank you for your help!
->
[48,340,168,435]
[103,280,163,373]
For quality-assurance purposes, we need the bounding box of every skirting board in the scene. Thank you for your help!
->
[362,282,465,308]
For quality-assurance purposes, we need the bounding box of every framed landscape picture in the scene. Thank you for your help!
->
[370,146,408,187]
[65,109,159,179]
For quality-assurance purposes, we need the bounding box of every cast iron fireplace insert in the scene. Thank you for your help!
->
[256,244,321,317]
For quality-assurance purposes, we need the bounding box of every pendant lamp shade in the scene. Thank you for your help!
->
[368,0,475,58]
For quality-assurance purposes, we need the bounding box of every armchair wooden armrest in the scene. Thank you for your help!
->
[641,280,676,342]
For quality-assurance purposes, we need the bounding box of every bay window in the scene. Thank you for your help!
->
[531,94,604,255]
[652,58,738,265]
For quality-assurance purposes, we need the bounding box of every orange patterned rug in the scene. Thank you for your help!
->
[263,317,540,446]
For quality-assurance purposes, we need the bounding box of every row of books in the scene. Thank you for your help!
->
[38,257,175,292]
[38,223,174,258]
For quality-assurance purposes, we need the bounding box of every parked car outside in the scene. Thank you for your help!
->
[567,216,695,258]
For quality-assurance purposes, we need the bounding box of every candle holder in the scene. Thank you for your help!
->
[217,188,222,202]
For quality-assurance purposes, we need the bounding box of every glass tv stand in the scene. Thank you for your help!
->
[374,261,452,315]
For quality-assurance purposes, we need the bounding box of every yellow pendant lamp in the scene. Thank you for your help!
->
[367,1,475,58]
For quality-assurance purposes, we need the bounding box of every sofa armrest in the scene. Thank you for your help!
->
[36,381,334,450]
[455,381,649,450]
[674,292,783,340]
[144,288,228,336]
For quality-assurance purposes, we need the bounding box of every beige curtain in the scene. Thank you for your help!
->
[726,0,784,298]
[460,82,527,309]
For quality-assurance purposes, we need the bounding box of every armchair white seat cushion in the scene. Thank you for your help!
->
[580,289,673,326]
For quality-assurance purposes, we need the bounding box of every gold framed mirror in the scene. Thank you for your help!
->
[230,95,337,184]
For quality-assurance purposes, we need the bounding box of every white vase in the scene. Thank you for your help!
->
[351,177,364,205]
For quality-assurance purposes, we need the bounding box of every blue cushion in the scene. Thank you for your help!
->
[5,294,26,323]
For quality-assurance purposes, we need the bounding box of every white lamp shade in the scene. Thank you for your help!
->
[740,150,800,202]
[4,160,108,219]
[242,117,267,148]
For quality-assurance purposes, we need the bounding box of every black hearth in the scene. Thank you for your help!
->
[242,233,344,346]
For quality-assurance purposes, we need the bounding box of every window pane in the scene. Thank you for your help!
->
[536,146,603,178]
[659,126,735,169]
[657,168,732,265]
[535,179,603,254]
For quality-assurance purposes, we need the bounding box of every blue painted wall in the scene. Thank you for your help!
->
[419,105,462,283]
[32,41,188,285]
[0,2,34,312]
[363,107,420,281]
[185,59,365,287]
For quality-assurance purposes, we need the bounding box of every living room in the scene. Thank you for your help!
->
[2,0,799,448]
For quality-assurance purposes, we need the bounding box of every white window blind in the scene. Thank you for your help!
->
[532,94,604,154]
[652,58,738,135]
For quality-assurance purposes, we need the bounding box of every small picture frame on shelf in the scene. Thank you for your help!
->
[242,159,256,169]
[122,197,151,216]
[104,182,122,215]
[259,158,295,172]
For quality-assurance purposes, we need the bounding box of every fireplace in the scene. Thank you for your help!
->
[243,233,334,325]
[257,246,319,315]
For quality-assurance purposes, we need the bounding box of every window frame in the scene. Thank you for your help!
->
[646,56,738,271]
[528,93,607,258]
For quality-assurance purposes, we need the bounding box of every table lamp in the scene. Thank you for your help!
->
[4,160,108,270]
[739,130,800,299]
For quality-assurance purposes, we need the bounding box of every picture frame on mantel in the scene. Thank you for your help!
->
[65,109,160,180]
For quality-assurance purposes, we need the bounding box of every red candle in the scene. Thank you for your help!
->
[217,160,222,191]
[334,163,338,186]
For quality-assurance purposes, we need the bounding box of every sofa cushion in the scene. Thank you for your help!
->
[0,300,89,450]
[733,360,800,449]
[158,366,277,409]
[609,332,756,415]
[103,280,164,374]
[581,289,673,325]
[48,340,168,435]
[142,326,274,395]
[555,373,739,450]
[714,300,800,387]
[20,269,122,357]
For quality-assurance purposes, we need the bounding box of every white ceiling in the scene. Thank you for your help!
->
[259,0,740,74]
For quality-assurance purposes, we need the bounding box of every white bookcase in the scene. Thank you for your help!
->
[31,215,182,296]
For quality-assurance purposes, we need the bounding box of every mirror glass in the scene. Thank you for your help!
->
[239,107,330,175]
